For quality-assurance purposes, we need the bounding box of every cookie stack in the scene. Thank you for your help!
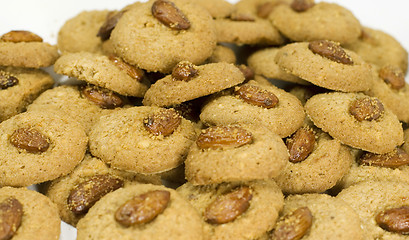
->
[1,0,408,239]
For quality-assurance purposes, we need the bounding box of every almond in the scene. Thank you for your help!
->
[291,0,315,12]
[286,126,316,163]
[1,30,43,43]
[0,71,18,90]
[108,55,144,81]
[171,61,198,81]
[196,126,253,149]
[97,11,125,41]
[151,0,190,30]
[235,84,279,109]
[81,85,125,109]
[378,65,405,90]
[143,108,182,137]
[9,127,50,153]
[359,148,409,168]
[0,197,23,240]
[376,206,409,234]
[308,40,353,65]
[349,97,384,122]
[272,207,313,240]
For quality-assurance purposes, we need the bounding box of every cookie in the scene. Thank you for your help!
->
[344,27,408,74]
[0,66,54,122]
[110,0,217,73]
[200,78,305,138]
[337,180,409,239]
[142,61,245,107]
[0,111,88,187]
[44,154,162,226]
[288,84,327,106]
[176,180,284,240]
[0,30,59,68]
[365,64,409,123]
[76,184,204,240]
[270,2,361,44]
[89,106,196,174]
[305,92,403,154]
[275,125,353,194]
[185,124,289,185]
[270,193,367,240]
[0,187,60,240]
[231,0,292,20]
[247,47,310,85]
[54,52,150,97]
[192,0,234,19]
[206,44,237,64]
[275,41,373,92]
[57,10,110,54]
[337,129,409,189]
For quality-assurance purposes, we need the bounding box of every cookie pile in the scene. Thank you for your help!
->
[0,0,408,239]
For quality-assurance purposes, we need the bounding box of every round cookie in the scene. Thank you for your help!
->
[89,106,196,174]
[176,180,284,240]
[76,184,204,240]
[0,31,59,68]
[337,181,409,240]
[205,44,237,64]
[110,0,217,73]
[192,0,234,19]
[0,66,54,122]
[57,10,110,54]
[365,65,409,123]
[275,42,373,92]
[142,62,245,107]
[200,78,305,138]
[275,126,353,194]
[0,187,60,240]
[270,2,361,44]
[0,111,88,187]
[45,154,162,226]
[54,52,150,97]
[270,193,367,240]
[344,27,408,74]
[247,47,309,85]
[185,124,289,185]
[305,92,403,154]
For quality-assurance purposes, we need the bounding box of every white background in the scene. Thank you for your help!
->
[0,1,408,239]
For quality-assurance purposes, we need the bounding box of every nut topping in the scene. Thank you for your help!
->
[237,64,255,81]
[291,0,315,12]
[171,61,198,81]
[10,127,50,153]
[234,85,279,109]
[151,0,190,30]
[376,206,409,234]
[143,108,182,137]
[349,97,384,122]
[359,148,409,168]
[0,197,23,240]
[108,55,144,81]
[257,2,282,19]
[97,11,125,41]
[230,13,256,22]
[0,71,18,90]
[286,126,316,163]
[0,30,43,43]
[204,186,253,224]
[308,40,353,65]
[115,190,170,227]
[196,126,253,149]
[379,65,405,90]
[67,174,124,215]
[81,85,125,109]
[272,207,313,240]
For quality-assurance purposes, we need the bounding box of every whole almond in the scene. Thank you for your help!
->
[108,55,144,81]
[204,186,253,224]
[143,108,182,137]
[359,148,409,168]
[349,97,384,122]
[9,127,50,153]
[67,174,124,215]
[0,197,23,240]
[308,40,353,65]
[81,85,125,109]
[230,13,256,22]
[97,11,125,41]
[1,30,43,43]
[237,64,255,81]
[115,190,170,227]
[376,206,409,234]
[151,0,190,30]
[272,207,313,240]
[234,84,279,109]
[291,0,315,12]
[171,61,198,81]
[378,65,405,90]
[257,2,281,19]
[0,71,18,90]
[286,127,316,163]
[196,126,253,149]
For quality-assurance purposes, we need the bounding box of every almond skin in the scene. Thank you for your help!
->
[0,197,23,240]
[9,127,50,153]
[376,206,409,234]
[272,207,313,240]
[308,40,353,65]
[196,126,253,150]
[151,0,190,30]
